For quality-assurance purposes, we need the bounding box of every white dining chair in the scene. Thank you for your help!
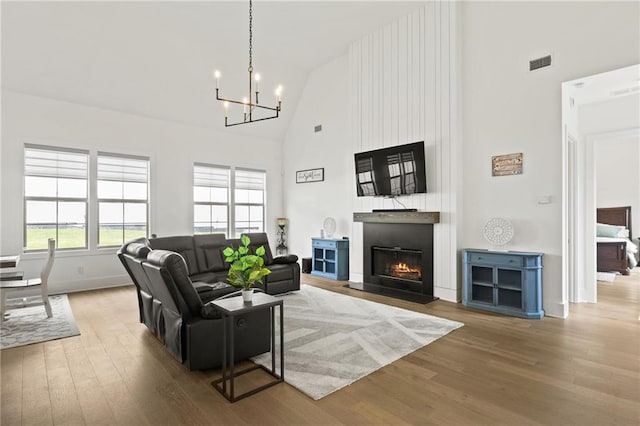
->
[0,238,55,323]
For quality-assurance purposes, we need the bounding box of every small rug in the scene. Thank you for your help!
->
[597,272,616,283]
[252,285,463,400]
[1,294,80,350]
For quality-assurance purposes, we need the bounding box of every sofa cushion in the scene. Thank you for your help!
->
[149,236,199,275]
[124,242,151,259]
[266,263,294,283]
[273,254,298,264]
[194,234,228,272]
[190,270,229,284]
[147,249,203,318]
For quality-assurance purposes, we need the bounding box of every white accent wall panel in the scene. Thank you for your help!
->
[349,3,460,301]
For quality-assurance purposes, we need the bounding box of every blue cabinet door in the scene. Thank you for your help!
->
[311,238,349,280]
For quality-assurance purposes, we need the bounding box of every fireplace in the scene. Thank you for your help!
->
[372,247,422,283]
[363,221,436,303]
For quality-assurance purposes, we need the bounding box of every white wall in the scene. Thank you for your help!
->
[461,1,640,317]
[1,90,284,295]
[595,136,640,229]
[584,95,640,235]
[281,55,352,259]
[283,3,461,302]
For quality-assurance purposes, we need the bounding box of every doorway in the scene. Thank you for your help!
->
[562,64,640,307]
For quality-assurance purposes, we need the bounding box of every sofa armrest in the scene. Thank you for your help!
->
[273,254,299,264]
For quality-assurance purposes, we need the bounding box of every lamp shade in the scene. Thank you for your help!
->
[277,217,287,226]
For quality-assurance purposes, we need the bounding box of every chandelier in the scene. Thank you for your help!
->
[213,0,282,127]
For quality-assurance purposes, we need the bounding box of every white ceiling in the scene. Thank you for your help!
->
[570,64,640,106]
[1,1,424,141]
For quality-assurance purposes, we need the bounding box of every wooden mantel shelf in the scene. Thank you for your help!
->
[353,211,440,224]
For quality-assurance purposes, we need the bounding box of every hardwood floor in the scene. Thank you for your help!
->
[2,270,639,425]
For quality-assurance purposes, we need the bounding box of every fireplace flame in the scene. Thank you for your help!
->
[390,262,422,279]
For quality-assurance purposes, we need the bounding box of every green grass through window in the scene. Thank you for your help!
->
[26,227,146,250]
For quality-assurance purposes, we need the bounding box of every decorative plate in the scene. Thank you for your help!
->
[483,217,514,246]
[323,217,337,238]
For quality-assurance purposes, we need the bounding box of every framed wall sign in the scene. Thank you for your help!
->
[492,153,523,177]
[296,168,324,183]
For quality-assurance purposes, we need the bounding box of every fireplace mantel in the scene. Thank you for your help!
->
[353,211,440,224]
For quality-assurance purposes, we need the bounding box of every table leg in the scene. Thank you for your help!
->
[230,313,235,401]
[222,314,227,394]
[279,302,284,380]
[271,306,275,373]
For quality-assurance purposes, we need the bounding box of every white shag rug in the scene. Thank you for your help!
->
[1,294,80,350]
[252,285,463,400]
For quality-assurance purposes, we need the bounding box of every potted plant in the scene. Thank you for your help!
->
[223,235,271,302]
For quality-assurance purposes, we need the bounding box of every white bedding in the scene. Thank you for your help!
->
[597,237,638,268]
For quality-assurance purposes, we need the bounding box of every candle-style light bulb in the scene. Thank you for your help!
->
[213,70,221,89]
[254,73,261,92]
[223,101,229,117]
[242,97,248,114]
[275,85,283,103]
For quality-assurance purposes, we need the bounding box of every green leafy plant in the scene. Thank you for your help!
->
[223,235,271,291]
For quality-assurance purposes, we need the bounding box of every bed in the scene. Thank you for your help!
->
[596,206,639,275]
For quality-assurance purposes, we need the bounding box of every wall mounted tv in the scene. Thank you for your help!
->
[354,141,427,197]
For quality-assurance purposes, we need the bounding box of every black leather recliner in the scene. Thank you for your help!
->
[118,239,271,371]
[242,232,301,295]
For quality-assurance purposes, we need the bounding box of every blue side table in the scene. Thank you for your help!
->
[462,249,544,319]
[311,238,349,280]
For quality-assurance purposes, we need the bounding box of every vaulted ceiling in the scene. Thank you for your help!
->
[2,1,423,141]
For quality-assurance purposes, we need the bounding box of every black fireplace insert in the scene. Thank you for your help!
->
[363,222,435,303]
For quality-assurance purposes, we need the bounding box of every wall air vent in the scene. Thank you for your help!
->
[314,125,322,133]
[529,55,552,71]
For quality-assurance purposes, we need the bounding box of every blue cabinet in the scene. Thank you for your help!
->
[311,238,349,280]
[463,249,544,319]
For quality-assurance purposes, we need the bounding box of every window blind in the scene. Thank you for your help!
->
[25,146,89,179]
[235,169,265,191]
[98,154,149,183]
[194,164,229,188]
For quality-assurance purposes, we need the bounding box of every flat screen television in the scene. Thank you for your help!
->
[354,141,427,197]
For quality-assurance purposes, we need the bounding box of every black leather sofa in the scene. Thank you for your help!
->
[118,239,270,371]
[117,232,299,371]
[148,232,300,299]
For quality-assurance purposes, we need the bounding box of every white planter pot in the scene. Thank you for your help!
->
[242,289,254,303]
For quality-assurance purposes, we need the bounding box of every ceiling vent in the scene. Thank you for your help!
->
[530,55,552,71]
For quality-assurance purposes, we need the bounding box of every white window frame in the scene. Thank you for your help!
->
[97,152,150,248]
[23,144,89,251]
[193,163,231,236]
[233,168,266,238]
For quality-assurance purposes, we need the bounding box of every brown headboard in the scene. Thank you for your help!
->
[597,206,632,239]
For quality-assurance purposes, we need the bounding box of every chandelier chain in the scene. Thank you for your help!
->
[248,0,253,73]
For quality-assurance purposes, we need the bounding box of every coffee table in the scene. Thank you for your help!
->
[210,292,284,402]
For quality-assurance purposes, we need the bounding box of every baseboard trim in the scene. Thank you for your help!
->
[50,274,132,294]
[544,301,568,318]
[434,286,459,303]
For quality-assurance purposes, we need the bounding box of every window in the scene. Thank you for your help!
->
[356,157,377,196]
[387,152,416,195]
[234,168,266,237]
[97,153,149,247]
[24,145,89,250]
[193,164,230,235]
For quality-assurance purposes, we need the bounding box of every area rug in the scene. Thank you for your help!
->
[597,272,616,283]
[0,294,80,350]
[251,285,463,400]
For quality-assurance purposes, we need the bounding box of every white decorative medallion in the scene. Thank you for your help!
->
[323,217,336,238]
[483,217,514,248]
